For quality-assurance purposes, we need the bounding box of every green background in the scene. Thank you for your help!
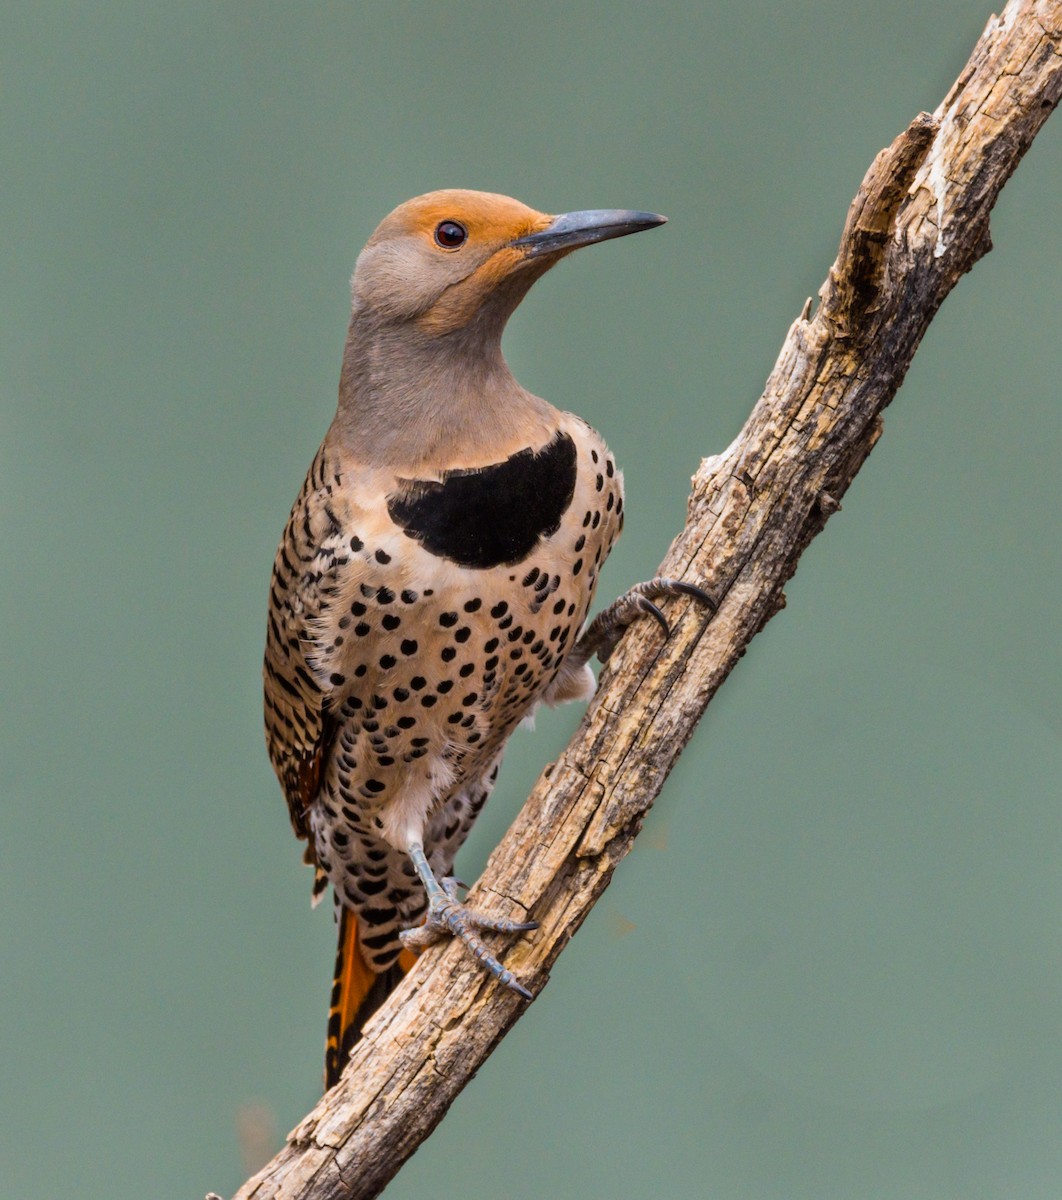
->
[3,2,1060,1197]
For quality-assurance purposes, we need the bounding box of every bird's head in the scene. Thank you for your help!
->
[350,189,666,338]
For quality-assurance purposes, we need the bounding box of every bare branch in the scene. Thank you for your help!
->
[222,4,1062,1197]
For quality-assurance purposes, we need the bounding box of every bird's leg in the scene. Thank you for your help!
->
[568,576,717,668]
[399,842,537,1000]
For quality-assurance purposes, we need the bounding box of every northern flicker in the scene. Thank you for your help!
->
[263,190,713,1088]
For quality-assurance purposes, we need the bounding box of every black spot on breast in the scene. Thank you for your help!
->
[386,431,578,569]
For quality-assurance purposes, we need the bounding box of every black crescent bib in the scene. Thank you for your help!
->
[387,431,577,570]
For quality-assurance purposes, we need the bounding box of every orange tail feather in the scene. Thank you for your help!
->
[324,908,417,1089]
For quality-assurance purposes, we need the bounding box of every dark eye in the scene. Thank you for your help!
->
[434,220,467,248]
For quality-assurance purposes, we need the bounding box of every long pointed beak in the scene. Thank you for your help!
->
[512,209,667,257]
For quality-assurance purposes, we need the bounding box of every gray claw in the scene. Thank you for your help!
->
[667,580,718,610]
[638,597,671,638]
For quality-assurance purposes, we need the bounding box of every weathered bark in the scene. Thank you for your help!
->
[220,4,1062,1197]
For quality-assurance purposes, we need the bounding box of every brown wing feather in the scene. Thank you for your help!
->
[263,443,349,844]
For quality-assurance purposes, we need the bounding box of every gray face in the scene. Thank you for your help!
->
[351,232,487,324]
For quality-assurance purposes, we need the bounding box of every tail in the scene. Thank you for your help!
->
[324,907,417,1089]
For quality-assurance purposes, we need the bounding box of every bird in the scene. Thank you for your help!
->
[262,189,714,1089]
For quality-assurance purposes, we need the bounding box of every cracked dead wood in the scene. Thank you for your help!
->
[221,4,1062,1197]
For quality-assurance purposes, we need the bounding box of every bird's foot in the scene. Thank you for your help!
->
[400,847,538,1000]
[572,575,717,665]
